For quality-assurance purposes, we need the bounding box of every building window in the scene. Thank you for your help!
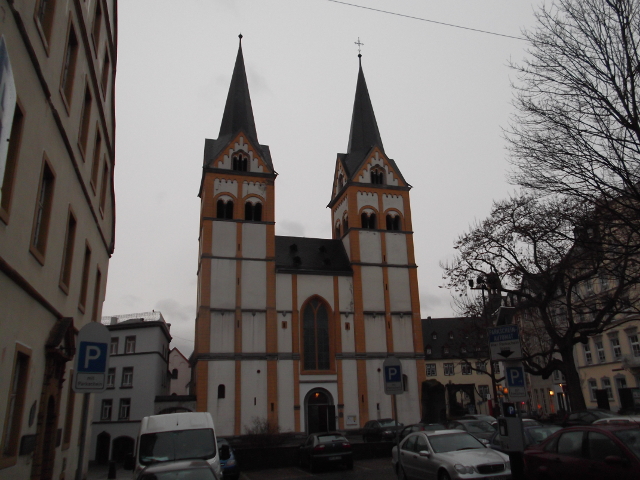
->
[589,380,598,401]
[118,399,130,420]
[30,158,56,262]
[244,201,262,221]
[443,346,449,355]
[302,298,331,371]
[478,385,490,401]
[1,103,25,223]
[78,243,92,311]
[121,367,133,387]
[110,338,118,355]
[59,208,77,293]
[34,0,57,46]
[629,335,640,357]
[91,1,102,51]
[461,363,471,375]
[615,376,627,394]
[425,346,432,355]
[595,341,606,363]
[601,378,614,400]
[426,364,437,376]
[232,155,248,171]
[99,160,109,215]
[449,332,454,340]
[476,362,486,374]
[125,336,136,354]
[101,51,111,96]
[60,23,78,104]
[78,86,93,156]
[610,338,622,359]
[361,211,377,229]
[584,344,593,365]
[101,399,112,421]
[493,362,501,374]
[106,368,115,388]
[370,168,384,185]
[432,332,437,340]
[343,215,349,232]
[444,363,454,376]
[1,346,30,462]
[386,214,401,231]
[171,369,178,380]
[90,129,102,192]
[91,267,102,322]
[216,199,234,219]
[217,384,225,399]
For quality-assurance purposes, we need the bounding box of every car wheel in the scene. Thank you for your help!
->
[397,466,407,480]
[438,469,451,480]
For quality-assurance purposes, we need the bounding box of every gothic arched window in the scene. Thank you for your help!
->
[361,212,377,229]
[343,215,349,232]
[386,214,401,231]
[335,222,341,239]
[370,168,385,185]
[244,201,262,221]
[217,199,234,219]
[302,298,331,371]
[232,155,248,172]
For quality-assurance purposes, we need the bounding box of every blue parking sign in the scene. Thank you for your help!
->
[73,322,110,393]
[77,341,108,373]
[506,366,525,387]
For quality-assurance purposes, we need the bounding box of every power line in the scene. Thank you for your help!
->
[326,0,526,41]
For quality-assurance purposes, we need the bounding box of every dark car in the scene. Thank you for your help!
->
[447,419,496,443]
[523,424,640,480]
[136,459,218,480]
[298,432,353,471]
[489,424,562,453]
[398,423,447,442]
[217,438,239,480]
[362,418,403,442]
[561,409,619,427]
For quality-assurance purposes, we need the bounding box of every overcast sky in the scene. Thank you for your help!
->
[103,0,544,357]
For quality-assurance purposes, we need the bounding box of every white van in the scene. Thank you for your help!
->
[131,412,222,479]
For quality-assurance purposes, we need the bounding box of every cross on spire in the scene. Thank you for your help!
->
[354,37,364,56]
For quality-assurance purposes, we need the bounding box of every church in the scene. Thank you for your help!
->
[192,37,426,436]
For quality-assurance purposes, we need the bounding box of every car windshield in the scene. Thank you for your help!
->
[423,424,446,431]
[527,426,562,444]
[139,468,216,480]
[317,435,346,443]
[613,430,640,460]
[428,433,485,453]
[139,429,216,465]
[379,419,399,427]
[464,421,495,433]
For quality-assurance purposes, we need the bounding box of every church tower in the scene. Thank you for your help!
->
[194,36,278,435]
[328,55,426,425]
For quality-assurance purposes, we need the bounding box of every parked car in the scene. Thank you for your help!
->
[523,424,640,480]
[217,438,239,480]
[398,423,447,442]
[447,419,496,443]
[463,414,497,424]
[593,416,640,425]
[392,430,511,480]
[362,418,404,442]
[136,459,218,480]
[298,432,353,471]
[488,424,562,453]
[489,418,542,429]
[561,409,618,427]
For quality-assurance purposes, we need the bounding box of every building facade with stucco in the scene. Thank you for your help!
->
[192,39,426,436]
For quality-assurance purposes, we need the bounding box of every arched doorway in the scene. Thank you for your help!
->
[112,436,135,463]
[95,431,111,464]
[305,388,335,434]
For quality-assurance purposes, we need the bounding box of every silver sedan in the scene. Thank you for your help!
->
[392,430,511,480]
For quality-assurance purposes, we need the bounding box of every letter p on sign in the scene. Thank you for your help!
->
[77,341,107,373]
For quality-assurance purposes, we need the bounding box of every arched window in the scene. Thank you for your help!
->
[232,155,248,172]
[216,199,234,219]
[338,174,344,189]
[244,201,262,221]
[343,215,349,232]
[361,212,377,229]
[217,384,226,399]
[335,222,341,239]
[171,369,178,379]
[370,168,385,185]
[302,298,330,371]
[386,214,401,231]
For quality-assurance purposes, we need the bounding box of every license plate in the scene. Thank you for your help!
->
[328,456,341,461]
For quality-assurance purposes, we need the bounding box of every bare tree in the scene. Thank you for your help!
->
[442,193,640,411]
[507,0,640,234]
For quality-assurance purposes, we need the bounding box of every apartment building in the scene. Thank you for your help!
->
[0,1,116,478]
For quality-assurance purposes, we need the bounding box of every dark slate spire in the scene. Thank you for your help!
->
[347,55,384,154]
[218,35,258,142]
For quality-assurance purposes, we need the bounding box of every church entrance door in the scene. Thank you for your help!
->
[305,389,335,433]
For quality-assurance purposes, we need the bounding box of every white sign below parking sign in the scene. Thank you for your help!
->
[73,322,110,393]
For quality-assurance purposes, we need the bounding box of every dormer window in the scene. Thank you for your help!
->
[244,201,262,221]
[370,167,385,185]
[232,155,248,172]
[432,332,437,340]
[386,214,401,231]
[361,211,377,229]
[449,332,454,340]
[217,198,234,219]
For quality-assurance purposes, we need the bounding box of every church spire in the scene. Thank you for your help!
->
[218,35,259,142]
[347,55,384,154]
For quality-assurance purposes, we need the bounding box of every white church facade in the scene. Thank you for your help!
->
[192,38,426,436]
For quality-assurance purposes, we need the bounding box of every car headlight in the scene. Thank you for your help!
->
[383,430,392,435]
[454,464,476,474]
[225,459,237,467]
[505,461,510,471]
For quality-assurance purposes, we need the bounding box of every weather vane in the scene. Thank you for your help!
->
[354,37,364,55]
